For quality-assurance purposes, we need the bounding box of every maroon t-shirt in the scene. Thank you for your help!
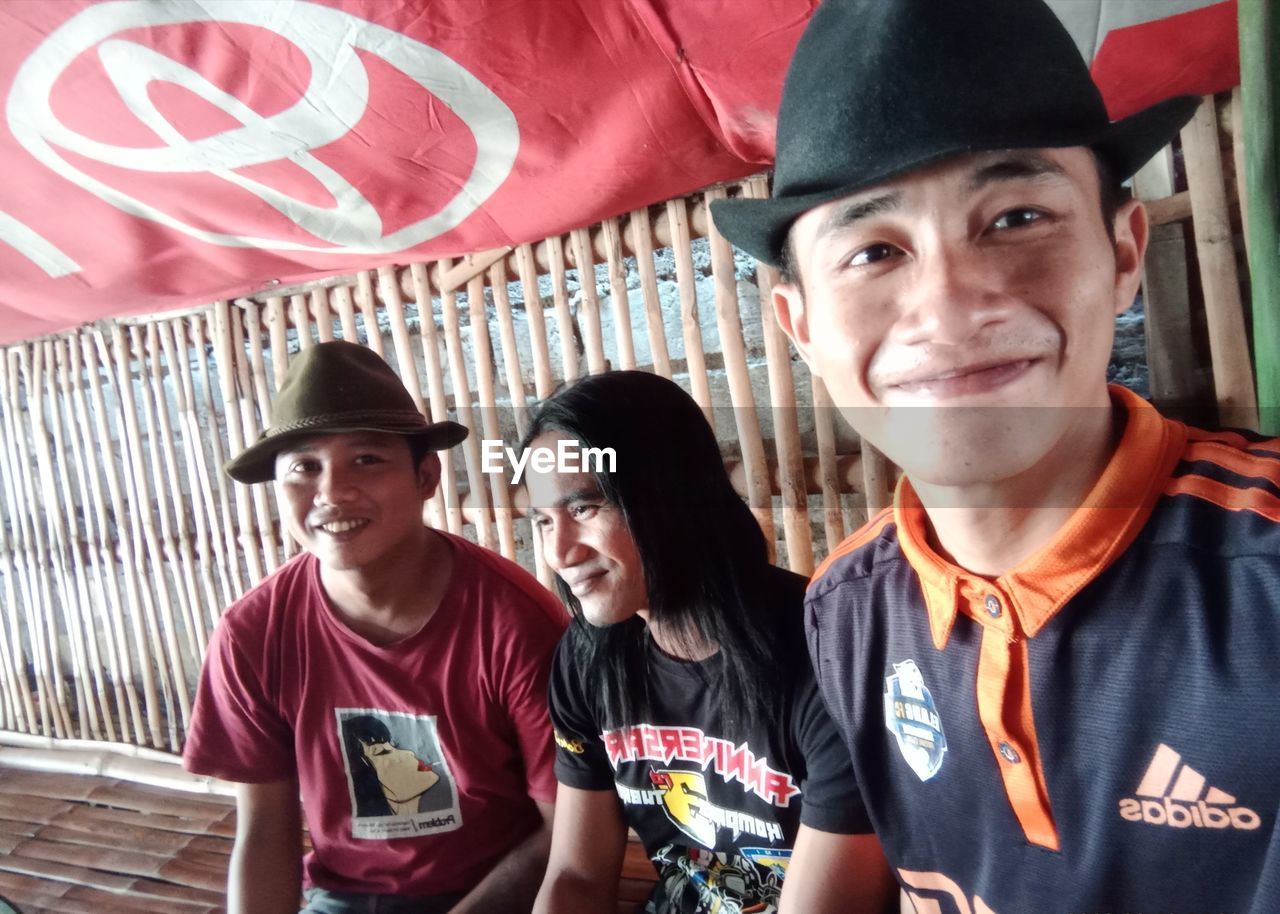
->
[183,532,567,897]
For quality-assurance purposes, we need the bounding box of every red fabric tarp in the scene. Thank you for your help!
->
[0,0,1239,344]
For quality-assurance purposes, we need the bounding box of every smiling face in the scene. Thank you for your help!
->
[773,147,1147,489]
[274,432,440,574]
[523,431,647,628]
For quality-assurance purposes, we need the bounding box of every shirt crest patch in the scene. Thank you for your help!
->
[884,659,947,781]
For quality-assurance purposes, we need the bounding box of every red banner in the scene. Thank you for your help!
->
[0,1,1238,344]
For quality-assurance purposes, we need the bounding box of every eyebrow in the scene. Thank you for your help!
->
[280,434,399,456]
[967,152,1068,192]
[527,486,603,518]
[815,191,903,239]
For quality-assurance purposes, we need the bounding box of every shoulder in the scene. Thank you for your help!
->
[1152,424,1280,557]
[445,533,567,631]
[808,508,902,599]
[216,553,318,639]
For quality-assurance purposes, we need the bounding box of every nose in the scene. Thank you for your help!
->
[314,463,358,505]
[542,520,589,572]
[893,244,1008,347]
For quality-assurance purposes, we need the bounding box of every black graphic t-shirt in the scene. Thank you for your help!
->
[549,567,869,914]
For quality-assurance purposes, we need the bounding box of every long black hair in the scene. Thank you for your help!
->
[521,370,789,735]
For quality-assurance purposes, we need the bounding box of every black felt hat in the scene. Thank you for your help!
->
[710,0,1200,266]
[224,340,468,484]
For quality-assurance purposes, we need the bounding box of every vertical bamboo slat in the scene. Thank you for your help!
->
[408,263,464,536]
[355,271,385,358]
[30,343,96,738]
[230,308,280,577]
[110,328,186,748]
[467,275,517,560]
[547,236,581,383]
[489,263,530,438]
[860,440,893,519]
[1181,96,1260,428]
[379,266,447,531]
[69,337,145,743]
[600,218,637,371]
[311,289,334,343]
[437,261,495,549]
[333,285,359,343]
[704,187,775,551]
[746,181,813,574]
[570,228,607,374]
[629,209,672,378]
[0,352,41,734]
[667,197,714,427]
[289,294,312,351]
[512,246,553,399]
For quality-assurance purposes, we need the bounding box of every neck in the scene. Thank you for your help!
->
[641,612,718,662]
[910,402,1123,578]
[319,527,453,644]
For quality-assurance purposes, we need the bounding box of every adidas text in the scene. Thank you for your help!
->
[1118,797,1261,830]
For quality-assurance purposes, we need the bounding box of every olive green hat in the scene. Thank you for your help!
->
[224,340,468,484]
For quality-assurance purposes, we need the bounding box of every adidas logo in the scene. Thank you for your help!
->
[1118,744,1261,830]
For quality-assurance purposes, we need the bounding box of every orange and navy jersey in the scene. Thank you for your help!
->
[807,386,1280,914]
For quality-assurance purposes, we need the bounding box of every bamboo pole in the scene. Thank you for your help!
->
[810,377,847,554]
[747,180,813,573]
[142,324,208,661]
[110,327,187,747]
[546,235,581,383]
[242,303,294,560]
[70,336,144,743]
[467,275,518,560]
[289,294,312,350]
[230,307,280,577]
[569,228,607,374]
[85,332,164,748]
[157,320,224,631]
[515,244,556,399]
[3,348,69,739]
[378,265,447,531]
[0,353,39,735]
[703,187,776,551]
[1181,95,1260,429]
[332,284,359,343]
[310,289,334,343]
[0,351,42,733]
[263,297,290,393]
[860,439,893,518]
[437,261,495,550]
[30,342,97,739]
[54,343,115,740]
[1240,0,1280,434]
[667,197,715,428]
[628,209,673,378]
[211,302,266,586]
[600,217,637,371]
[355,271,385,358]
[53,337,120,742]
[408,263,464,537]
[489,262,531,439]
[187,315,244,606]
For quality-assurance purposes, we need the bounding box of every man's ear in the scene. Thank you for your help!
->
[1112,198,1150,317]
[415,451,442,500]
[772,281,818,375]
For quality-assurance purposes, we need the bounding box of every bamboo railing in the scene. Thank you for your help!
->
[0,94,1258,760]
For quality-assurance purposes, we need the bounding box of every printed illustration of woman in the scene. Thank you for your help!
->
[342,715,440,817]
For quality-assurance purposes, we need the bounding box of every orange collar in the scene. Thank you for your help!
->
[896,386,1187,649]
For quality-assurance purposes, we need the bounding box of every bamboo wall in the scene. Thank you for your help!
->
[0,93,1256,757]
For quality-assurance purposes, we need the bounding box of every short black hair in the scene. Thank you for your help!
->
[777,149,1126,287]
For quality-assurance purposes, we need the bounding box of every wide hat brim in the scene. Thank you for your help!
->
[224,414,469,484]
[711,93,1200,267]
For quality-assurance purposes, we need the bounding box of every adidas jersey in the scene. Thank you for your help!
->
[807,386,1280,914]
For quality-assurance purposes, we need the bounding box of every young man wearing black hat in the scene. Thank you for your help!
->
[183,341,567,914]
[712,1,1280,912]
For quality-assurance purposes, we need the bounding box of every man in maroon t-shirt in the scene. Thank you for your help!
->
[183,341,566,914]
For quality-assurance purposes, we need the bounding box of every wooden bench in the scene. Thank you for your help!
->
[0,764,658,914]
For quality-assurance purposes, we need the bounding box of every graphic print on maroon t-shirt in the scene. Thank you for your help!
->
[336,708,462,840]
